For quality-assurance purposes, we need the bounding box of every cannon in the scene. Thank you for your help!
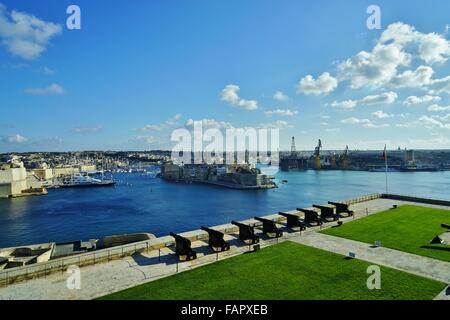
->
[328,201,354,217]
[429,224,450,244]
[170,232,197,260]
[201,226,230,251]
[254,217,283,238]
[231,221,260,244]
[278,212,306,230]
[313,204,339,221]
[297,208,323,226]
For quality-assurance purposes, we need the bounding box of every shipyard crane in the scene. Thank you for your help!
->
[314,139,322,170]
[340,145,349,170]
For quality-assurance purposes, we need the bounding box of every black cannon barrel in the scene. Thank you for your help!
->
[254,216,274,223]
[201,226,223,236]
[170,232,189,241]
[232,220,250,228]
[297,208,318,214]
[313,204,335,210]
[328,201,344,206]
[278,211,297,218]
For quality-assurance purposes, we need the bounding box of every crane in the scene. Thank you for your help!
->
[340,145,349,170]
[314,139,322,170]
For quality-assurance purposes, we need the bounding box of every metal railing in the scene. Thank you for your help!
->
[0,239,165,287]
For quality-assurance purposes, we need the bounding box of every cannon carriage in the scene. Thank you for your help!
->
[201,226,230,251]
[328,201,354,217]
[297,208,323,226]
[170,232,197,261]
[278,212,306,230]
[254,217,283,238]
[231,221,260,244]
[313,204,339,221]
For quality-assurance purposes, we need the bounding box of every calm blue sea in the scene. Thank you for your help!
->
[0,169,449,248]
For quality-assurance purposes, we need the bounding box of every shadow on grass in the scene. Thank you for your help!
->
[420,245,450,252]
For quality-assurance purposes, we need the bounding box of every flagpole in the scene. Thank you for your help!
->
[384,146,388,194]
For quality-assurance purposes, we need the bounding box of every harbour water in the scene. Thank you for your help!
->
[0,169,449,248]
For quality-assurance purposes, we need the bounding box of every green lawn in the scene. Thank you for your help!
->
[100,241,446,300]
[321,205,450,262]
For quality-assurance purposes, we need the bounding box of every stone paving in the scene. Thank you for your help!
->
[0,198,448,300]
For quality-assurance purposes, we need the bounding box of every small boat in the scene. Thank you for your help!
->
[369,167,399,172]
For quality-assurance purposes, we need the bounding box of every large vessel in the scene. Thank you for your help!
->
[57,173,116,188]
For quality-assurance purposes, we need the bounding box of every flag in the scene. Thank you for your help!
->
[382,145,387,161]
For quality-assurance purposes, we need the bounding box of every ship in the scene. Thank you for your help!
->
[57,173,116,188]
[399,165,440,172]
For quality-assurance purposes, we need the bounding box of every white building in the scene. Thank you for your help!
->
[0,157,45,198]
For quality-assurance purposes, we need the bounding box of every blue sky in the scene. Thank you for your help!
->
[0,0,450,152]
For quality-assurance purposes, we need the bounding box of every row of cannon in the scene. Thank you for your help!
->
[170,201,354,261]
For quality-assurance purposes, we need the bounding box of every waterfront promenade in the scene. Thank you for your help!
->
[1,197,448,300]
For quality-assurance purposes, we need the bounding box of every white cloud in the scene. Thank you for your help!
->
[372,110,393,119]
[132,135,159,145]
[2,133,28,144]
[428,104,450,112]
[403,95,441,106]
[138,114,182,132]
[429,76,450,95]
[0,4,62,60]
[257,120,290,129]
[363,123,390,128]
[264,109,298,117]
[359,91,398,105]
[296,72,337,96]
[341,117,371,124]
[341,117,389,128]
[25,83,64,95]
[185,118,234,130]
[418,115,450,129]
[389,65,434,88]
[221,84,258,110]
[379,22,450,64]
[330,100,357,110]
[330,91,397,110]
[336,22,450,90]
[337,43,410,89]
[273,91,288,101]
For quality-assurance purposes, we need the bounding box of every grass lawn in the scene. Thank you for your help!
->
[100,241,446,300]
[321,205,450,262]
